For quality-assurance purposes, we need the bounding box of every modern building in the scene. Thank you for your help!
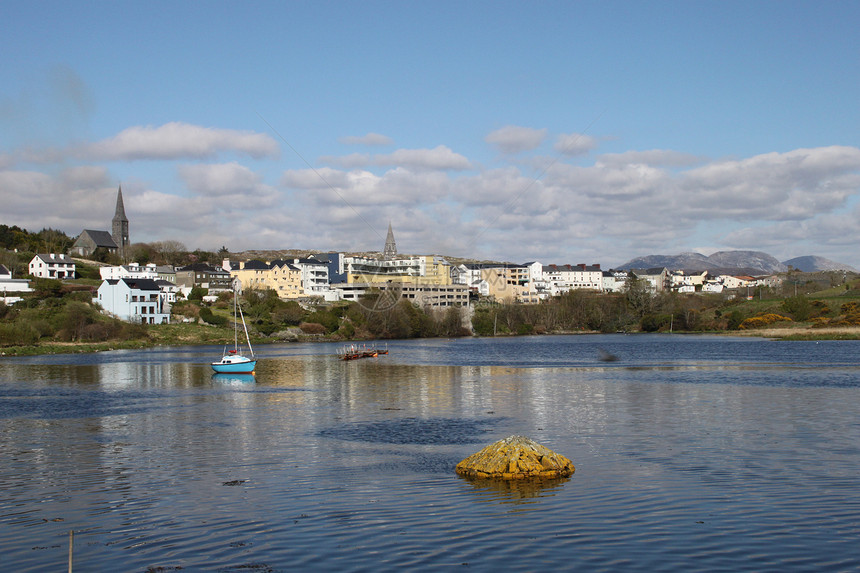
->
[95,278,171,324]
[332,281,469,308]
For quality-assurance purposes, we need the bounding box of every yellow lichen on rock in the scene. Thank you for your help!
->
[455,435,574,480]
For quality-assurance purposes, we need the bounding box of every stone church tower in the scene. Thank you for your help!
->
[111,185,129,261]
[383,222,397,260]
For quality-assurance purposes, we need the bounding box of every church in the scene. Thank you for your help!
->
[70,186,130,260]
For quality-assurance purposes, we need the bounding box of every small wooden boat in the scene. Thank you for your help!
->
[337,343,388,361]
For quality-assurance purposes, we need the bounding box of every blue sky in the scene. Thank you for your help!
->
[2,1,859,268]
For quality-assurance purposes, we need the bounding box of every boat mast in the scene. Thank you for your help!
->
[233,283,239,351]
[238,302,254,358]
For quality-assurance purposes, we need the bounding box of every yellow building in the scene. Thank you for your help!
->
[345,255,452,286]
[228,260,304,299]
[481,266,536,303]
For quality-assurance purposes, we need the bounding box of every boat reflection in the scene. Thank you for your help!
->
[211,372,257,385]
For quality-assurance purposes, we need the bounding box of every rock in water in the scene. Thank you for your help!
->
[455,435,574,479]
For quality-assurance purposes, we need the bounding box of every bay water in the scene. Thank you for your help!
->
[1,334,859,571]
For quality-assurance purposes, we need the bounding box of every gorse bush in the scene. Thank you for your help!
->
[738,313,792,329]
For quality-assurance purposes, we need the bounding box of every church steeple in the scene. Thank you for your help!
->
[111,185,129,261]
[383,222,397,260]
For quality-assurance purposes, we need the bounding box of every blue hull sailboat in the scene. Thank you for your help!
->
[212,285,257,374]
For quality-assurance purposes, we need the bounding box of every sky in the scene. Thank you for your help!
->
[1,1,859,268]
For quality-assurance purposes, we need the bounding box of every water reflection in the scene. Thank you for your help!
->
[211,372,256,385]
[319,417,499,445]
[1,337,860,571]
[461,475,571,503]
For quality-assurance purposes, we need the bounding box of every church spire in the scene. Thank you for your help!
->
[383,221,397,260]
[114,184,128,220]
[112,185,130,261]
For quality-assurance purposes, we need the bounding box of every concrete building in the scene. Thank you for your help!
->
[332,281,469,308]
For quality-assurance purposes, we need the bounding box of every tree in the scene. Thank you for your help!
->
[781,295,811,322]
[624,275,654,318]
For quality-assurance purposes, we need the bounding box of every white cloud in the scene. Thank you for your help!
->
[178,162,280,207]
[3,134,860,267]
[485,125,547,154]
[596,149,701,168]
[338,133,393,146]
[321,145,472,171]
[82,122,279,161]
[681,146,860,221]
[553,133,598,156]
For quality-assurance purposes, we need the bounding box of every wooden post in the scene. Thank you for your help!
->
[68,529,73,573]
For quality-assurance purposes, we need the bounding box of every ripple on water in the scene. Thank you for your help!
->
[318,417,501,445]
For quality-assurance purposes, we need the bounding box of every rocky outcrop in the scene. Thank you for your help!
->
[455,435,574,479]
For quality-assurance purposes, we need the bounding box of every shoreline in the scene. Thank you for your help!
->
[3,325,860,357]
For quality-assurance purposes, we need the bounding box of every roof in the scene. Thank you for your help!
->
[176,263,229,273]
[77,229,118,248]
[0,264,10,276]
[241,260,270,270]
[121,278,161,291]
[33,253,74,263]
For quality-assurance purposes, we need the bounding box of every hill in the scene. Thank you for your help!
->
[781,255,857,273]
[619,250,787,274]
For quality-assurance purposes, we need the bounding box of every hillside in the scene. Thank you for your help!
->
[619,250,786,274]
[782,255,858,273]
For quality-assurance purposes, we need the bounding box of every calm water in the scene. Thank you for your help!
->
[1,334,859,571]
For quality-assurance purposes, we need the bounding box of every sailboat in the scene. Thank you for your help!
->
[211,286,257,374]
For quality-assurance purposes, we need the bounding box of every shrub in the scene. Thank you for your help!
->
[781,296,811,321]
[172,301,200,319]
[726,310,745,330]
[299,322,326,335]
[0,322,40,346]
[641,313,671,332]
[188,286,208,301]
[738,313,792,329]
[198,306,227,326]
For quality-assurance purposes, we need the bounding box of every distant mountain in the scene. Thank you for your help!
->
[619,250,787,274]
[782,256,858,273]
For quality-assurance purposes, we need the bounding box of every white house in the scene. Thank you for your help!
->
[99,262,159,280]
[28,253,75,279]
[0,264,32,304]
[718,275,756,290]
[541,264,603,295]
[669,270,709,291]
[95,278,171,324]
[602,270,629,293]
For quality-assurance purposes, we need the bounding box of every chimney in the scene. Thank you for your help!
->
[594,264,600,269]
